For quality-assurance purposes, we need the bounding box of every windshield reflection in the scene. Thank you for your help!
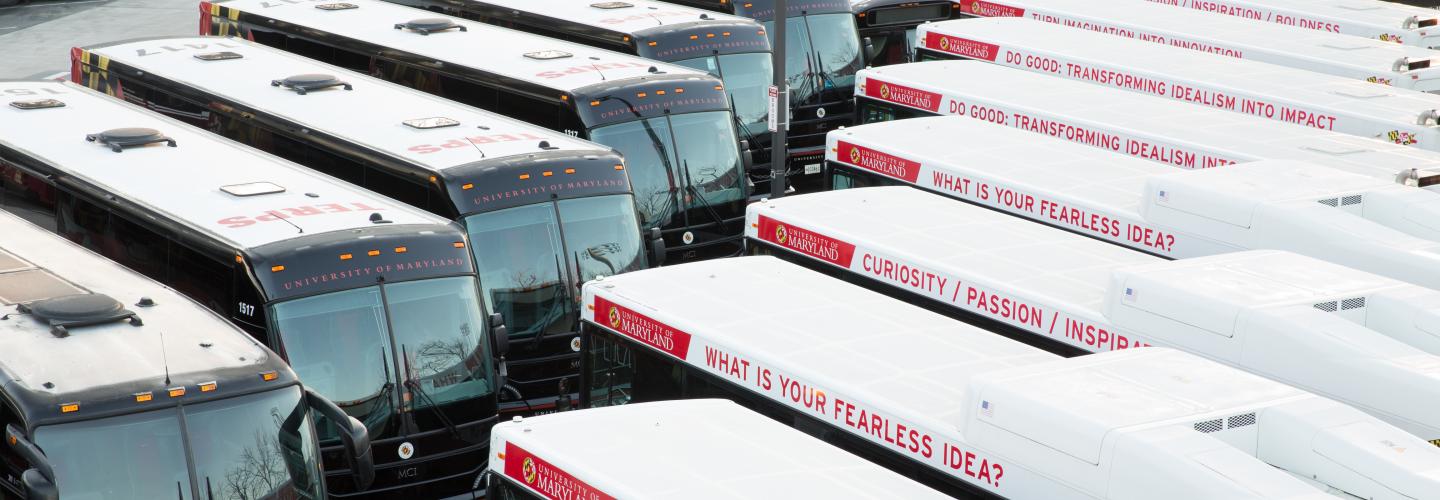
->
[466,194,645,340]
[34,386,323,500]
[589,112,744,229]
[765,13,862,104]
[675,53,773,140]
[270,278,494,438]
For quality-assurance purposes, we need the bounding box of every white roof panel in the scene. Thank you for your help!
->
[1139,0,1440,48]
[959,0,1440,91]
[82,36,612,173]
[916,17,1440,151]
[0,210,271,397]
[857,61,1440,181]
[489,399,951,499]
[0,81,444,250]
[578,256,1386,498]
[211,0,711,92]
[458,0,756,34]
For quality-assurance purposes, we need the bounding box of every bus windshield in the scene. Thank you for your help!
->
[269,277,493,439]
[674,52,773,140]
[766,13,862,105]
[464,194,646,340]
[34,386,323,500]
[588,111,745,229]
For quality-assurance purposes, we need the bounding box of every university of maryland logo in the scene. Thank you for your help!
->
[608,306,622,329]
[775,224,789,244]
[971,1,981,14]
[939,35,952,52]
[522,457,538,484]
[1366,76,1394,86]
[879,83,891,100]
[849,146,862,164]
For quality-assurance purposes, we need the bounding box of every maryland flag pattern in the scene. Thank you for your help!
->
[69,48,125,100]
[200,3,253,40]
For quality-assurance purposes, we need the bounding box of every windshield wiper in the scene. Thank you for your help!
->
[401,345,461,440]
[683,160,728,230]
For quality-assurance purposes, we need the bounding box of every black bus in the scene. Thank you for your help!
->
[203,0,750,263]
[660,0,864,187]
[0,81,506,498]
[385,0,780,179]
[74,36,651,417]
[0,208,373,500]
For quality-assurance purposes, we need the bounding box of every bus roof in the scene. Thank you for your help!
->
[856,61,1440,183]
[579,256,1415,498]
[80,36,615,175]
[208,0,714,94]
[916,17,1440,150]
[1142,0,1440,48]
[743,187,1440,449]
[489,399,951,499]
[455,0,757,36]
[0,210,291,425]
[964,0,1440,91]
[824,115,1440,291]
[0,81,445,251]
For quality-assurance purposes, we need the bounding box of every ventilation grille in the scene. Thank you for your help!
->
[1318,195,1364,207]
[1227,412,1257,429]
[1194,419,1223,434]
[1315,297,1367,312]
[1193,412,1258,434]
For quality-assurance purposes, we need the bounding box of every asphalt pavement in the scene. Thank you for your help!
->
[0,0,196,80]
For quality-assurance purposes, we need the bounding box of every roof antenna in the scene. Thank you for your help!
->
[159,329,171,385]
[465,134,488,159]
[266,210,305,234]
[587,56,609,81]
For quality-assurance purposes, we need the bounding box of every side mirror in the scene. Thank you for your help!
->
[739,139,755,172]
[305,389,375,492]
[6,425,59,500]
[488,312,509,357]
[863,38,876,64]
[648,227,666,266]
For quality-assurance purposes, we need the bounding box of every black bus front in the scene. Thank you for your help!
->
[853,0,960,66]
[245,225,503,499]
[574,75,748,264]
[443,151,648,416]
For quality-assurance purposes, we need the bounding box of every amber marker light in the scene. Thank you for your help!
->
[453,241,466,248]
[60,403,78,413]
[168,387,186,398]
[199,382,218,393]
[340,253,353,261]
[261,371,279,381]
[462,183,474,190]
[394,246,408,254]
[135,392,153,403]
[270,265,285,272]
[367,250,381,257]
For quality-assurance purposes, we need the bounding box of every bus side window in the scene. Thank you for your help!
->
[168,242,231,315]
[0,160,58,231]
[57,192,121,261]
[118,80,210,128]
[107,213,171,281]
[585,327,636,407]
[495,91,563,131]
[364,168,430,210]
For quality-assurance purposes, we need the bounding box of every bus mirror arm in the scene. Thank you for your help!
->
[304,389,375,491]
[5,425,58,500]
[649,227,666,266]
[862,38,875,65]
[739,139,754,172]
[489,313,509,357]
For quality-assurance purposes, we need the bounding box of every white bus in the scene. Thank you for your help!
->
[485,400,950,499]
[73,35,652,417]
[1141,0,1440,48]
[0,81,506,498]
[203,0,750,263]
[956,0,1440,92]
[823,115,1440,294]
[0,209,373,499]
[854,61,1440,186]
[914,17,1440,150]
[578,256,1440,499]
[742,187,1440,454]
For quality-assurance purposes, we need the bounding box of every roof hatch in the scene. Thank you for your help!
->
[8,99,64,110]
[17,293,141,337]
[270,74,353,95]
[220,182,286,197]
[193,51,243,61]
[85,127,176,153]
[394,18,467,35]
[590,1,634,8]
[315,2,357,10]
[525,50,573,60]
[402,117,459,129]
